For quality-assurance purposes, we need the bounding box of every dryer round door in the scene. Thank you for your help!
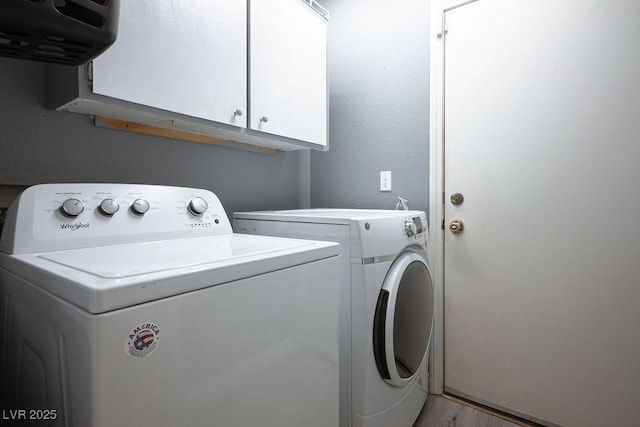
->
[373,251,434,387]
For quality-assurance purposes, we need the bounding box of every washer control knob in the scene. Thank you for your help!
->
[187,197,208,216]
[403,220,417,237]
[60,198,84,217]
[131,199,150,215]
[99,198,120,216]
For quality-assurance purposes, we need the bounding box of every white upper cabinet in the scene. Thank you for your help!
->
[249,0,328,146]
[47,1,328,151]
[92,0,247,128]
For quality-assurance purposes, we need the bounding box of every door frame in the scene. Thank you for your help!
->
[428,0,478,395]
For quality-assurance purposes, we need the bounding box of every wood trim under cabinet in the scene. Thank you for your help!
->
[95,117,277,155]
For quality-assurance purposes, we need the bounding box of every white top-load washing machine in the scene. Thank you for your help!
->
[233,209,435,427]
[0,184,340,427]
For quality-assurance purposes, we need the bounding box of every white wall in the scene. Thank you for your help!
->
[311,0,430,212]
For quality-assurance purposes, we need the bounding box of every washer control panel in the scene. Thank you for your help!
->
[0,184,232,254]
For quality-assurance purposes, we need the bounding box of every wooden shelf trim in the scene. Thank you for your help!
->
[95,117,277,155]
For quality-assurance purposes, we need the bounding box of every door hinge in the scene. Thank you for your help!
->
[436,21,448,39]
[441,219,445,230]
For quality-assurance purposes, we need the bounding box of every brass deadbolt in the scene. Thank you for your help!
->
[451,193,464,205]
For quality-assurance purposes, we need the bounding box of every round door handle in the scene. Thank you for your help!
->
[449,219,464,235]
[260,116,269,123]
[234,109,243,116]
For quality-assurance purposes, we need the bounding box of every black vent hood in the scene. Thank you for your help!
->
[0,0,119,66]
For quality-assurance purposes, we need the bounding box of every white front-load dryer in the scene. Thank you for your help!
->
[233,209,434,427]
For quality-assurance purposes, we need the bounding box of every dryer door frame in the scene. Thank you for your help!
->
[373,250,434,387]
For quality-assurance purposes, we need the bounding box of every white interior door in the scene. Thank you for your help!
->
[443,1,640,426]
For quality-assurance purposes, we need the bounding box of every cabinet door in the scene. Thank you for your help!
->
[249,0,328,146]
[92,0,247,128]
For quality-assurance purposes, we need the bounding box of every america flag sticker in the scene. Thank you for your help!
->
[126,322,160,358]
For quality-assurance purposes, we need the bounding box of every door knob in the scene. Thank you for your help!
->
[449,219,464,235]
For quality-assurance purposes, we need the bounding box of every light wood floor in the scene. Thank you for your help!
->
[413,394,531,427]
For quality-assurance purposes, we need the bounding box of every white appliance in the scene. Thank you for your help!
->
[0,184,340,427]
[233,209,434,427]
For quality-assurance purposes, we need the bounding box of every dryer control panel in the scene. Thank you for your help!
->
[0,184,233,254]
[403,216,426,237]
[351,211,429,260]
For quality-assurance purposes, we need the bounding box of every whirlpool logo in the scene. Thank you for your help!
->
[59,222,90,231]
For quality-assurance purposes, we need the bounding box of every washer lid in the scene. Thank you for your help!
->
[38,234,315,279]
[3,234,338,314]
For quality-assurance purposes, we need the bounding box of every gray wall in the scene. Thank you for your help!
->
[0,58,308,218]
[0,0,431,218]
[311,0,430,212]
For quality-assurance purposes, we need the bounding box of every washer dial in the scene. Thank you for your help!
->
[131,199,150,215]
[187,197,208,216]
[60,198,84,217]
[99,198,120,216]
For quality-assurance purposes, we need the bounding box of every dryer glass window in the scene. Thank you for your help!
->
[374,253,434,385]
[393,260,433,378]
